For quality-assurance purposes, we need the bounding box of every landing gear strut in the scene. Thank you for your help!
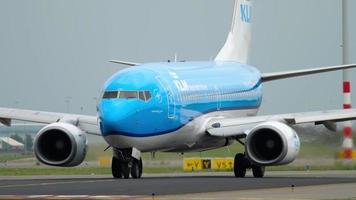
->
[234,153,265,178]
[111,148,143,179]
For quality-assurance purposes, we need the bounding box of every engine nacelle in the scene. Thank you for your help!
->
[34,122,87,167]
[245,121,300,166]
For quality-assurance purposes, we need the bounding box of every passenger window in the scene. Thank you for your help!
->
[103,91,118,99]
[119,91,138,99]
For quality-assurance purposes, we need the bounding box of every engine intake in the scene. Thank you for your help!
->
[245,121,300,166]
[34,122,87,167]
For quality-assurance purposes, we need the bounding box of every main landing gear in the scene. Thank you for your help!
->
[112,147,143,179]
[234,153,265,178]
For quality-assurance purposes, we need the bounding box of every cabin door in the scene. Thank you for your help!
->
[156,76,176,119]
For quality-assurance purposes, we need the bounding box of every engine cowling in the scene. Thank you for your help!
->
[245,121,300,166]
[34,122,87,167]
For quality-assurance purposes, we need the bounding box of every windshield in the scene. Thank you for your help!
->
[102,90,151,101]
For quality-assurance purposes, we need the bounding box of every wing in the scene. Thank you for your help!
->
[0,107,100,136]
[261,64,356,82]
[207,109,356,138]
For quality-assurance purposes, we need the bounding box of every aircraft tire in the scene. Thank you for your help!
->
[111,157,122,179]
[252,165,265,178]
[121,162,130,179]
[131,158,142,179]
[234,153,247,178]
[139,158,143,178]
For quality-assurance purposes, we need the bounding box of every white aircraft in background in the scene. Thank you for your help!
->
[1,0,356,179]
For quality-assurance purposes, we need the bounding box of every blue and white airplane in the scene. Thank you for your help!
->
[1,0,356,179]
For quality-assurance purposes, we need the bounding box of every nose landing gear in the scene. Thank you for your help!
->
[111,147,143,179]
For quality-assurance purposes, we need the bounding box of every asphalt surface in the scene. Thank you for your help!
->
[1,172,356,196]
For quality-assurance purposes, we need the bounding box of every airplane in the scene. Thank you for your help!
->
[1,0,356,179]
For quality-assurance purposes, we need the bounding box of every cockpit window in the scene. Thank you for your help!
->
[144,91,151,100]
[103,90,151,101]
[119,91,138,99]
[138,91,152,101]
[102,91,118,99]
[139,91,145,101]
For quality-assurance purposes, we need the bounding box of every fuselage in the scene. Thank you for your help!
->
[98,61,263,152]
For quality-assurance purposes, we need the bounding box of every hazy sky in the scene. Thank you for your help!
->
[0,0,355,115]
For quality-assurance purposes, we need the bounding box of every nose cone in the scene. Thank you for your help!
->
[98,100,132,135]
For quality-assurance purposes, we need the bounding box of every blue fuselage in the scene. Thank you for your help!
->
[98,61,262,138]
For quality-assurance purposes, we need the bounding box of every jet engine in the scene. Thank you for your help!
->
[245,121,300,166]
[34,122,87,167]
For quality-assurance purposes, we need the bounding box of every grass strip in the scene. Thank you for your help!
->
[0,167,183,176]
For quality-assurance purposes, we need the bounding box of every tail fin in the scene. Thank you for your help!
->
[215,0,252,64]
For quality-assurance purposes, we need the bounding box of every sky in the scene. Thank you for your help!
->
[0,0,355,115]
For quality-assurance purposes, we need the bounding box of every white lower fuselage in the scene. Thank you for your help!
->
[104,108,258,152]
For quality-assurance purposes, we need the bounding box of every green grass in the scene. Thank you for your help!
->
[0,153,32,162]
[0,166,182,176]
[84,144,112,161]
[298,142,340,159]
[0,167,110,176]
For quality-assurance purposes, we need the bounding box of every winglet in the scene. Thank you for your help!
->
[109,60,141,66]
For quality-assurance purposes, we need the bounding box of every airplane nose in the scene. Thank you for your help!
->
[99,100,132,132]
